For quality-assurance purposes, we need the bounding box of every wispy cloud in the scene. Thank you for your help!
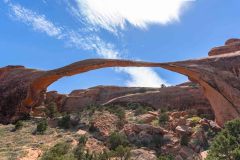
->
[75,0,193,32]
[8,3,63,39]
[6,1,170,87]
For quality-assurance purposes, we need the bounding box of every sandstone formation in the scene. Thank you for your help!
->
[47,83,211,116]
[0,39,240,126]
[209,38,240,56]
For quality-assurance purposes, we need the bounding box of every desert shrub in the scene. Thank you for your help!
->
[152,134,165,147]
[206,128,217,138]
[109,132,129,150]
[106,105,126,120]
[180,134,189,146]
[134,106,148,116]
[116,119,125,129]
[188,109,198,117]
[78,135,88,146]
[36,119,48,134]
[14,120,23,131]
[115,107,126,120]
[97,150,111,160]
[41,142,75,160]
[58,114,71,129]
[88,122,98,133]
[127,102,140,110]
[159,112,169,125]
[74,145,95,160]
[87,105,97,116]
[158,154,174,160]
[206,119,240,160]
[188,116,201,125]
[46,102,59,118]
[111,145,131,160]
[159,108,168,113]
[199,113,214,120]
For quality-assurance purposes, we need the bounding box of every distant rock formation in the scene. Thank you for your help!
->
[0,39,240,126]
[49,83,211,116]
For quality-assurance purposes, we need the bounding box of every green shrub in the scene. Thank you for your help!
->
[115,107,126,120]
[104,105,126,122]
[46,102,59,118]
[97,150,111,160]
[180,134,189,146]
[158,154,174,160]
[88,122,98,133]
[206,128,217,138]
[206,119,240,160]
[109,132,129,150]
[36,119,48,134]
[41,142,75,160]
[152,134,164,147]
[78,135,88,146]
[187,116,201,124]
[127,102,140,110]
[135,106,148,116]
[14,121,23,131]
[116,119,125,129]
[111,145,131,160]
[58,114,71,129]
[159,108,168,113]
[159,112,169,125]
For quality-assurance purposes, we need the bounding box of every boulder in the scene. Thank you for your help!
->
[123,123,167,145]
[90,111,118,138]
[130,148,157,160]
[179,146,198,159]
[136,113,157,123]
[85,137,107,154]
[200,150,208,160]
[175,125,192,135]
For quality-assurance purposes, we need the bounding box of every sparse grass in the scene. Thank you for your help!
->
[0,120,87,160]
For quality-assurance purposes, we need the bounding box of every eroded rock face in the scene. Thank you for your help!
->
[50,83,211,116]
[0,39,240,126]
[103,83,211,115]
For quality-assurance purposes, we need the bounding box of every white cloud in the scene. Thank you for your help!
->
[8,3,63,39]
[123,67,168,87]
[75,0,192,32]
[6,1,169,87]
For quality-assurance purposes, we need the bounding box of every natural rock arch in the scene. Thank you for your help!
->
[1,39,240,126]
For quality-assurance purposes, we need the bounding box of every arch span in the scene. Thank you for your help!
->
[1,49,240,125]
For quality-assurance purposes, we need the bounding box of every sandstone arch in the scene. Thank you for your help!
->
[1,39,240,126]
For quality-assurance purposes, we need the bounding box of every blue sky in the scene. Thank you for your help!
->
[1,0,240,93]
